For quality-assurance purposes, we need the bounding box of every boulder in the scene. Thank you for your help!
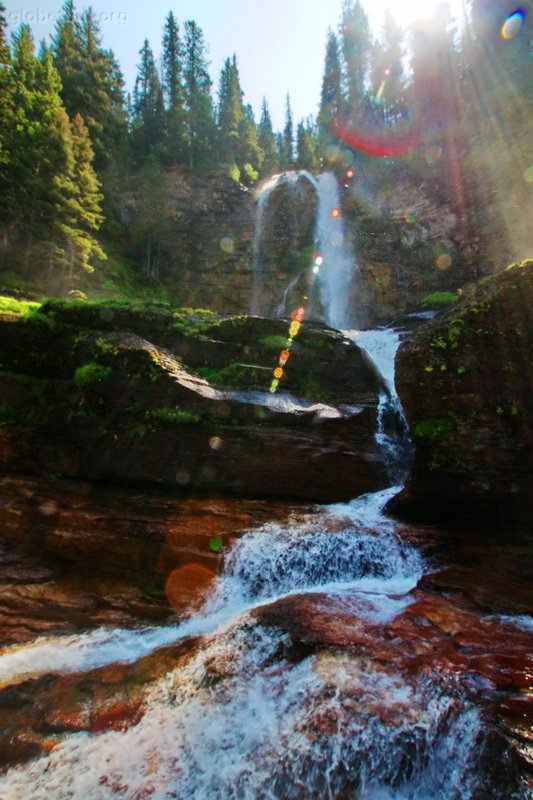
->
[0,303,390,502]
[391,260,533,530]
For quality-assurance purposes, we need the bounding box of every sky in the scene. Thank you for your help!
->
[4,0,466,130]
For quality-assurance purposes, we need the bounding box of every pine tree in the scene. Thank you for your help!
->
[318,28,344,156]
[239,104,263,183]
[370,11,406,126]
[132,38,165,162]
[52,1,127,169]
[296,118,318,173]
[258,98,278,177]
[1,26,105,276]
[183,20,215,172]
[0,2,10,64]
[217,55,245,166]
[281,93,294,169]
[162,11,187,164]
[340,0,372,116]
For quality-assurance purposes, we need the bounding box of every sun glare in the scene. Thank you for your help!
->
[381,0,466,29]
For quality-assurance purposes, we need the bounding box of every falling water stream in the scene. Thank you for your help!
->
[0,329,527,799]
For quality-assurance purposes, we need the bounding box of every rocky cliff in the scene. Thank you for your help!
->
[0,300,390,504]
[392,259,533,530]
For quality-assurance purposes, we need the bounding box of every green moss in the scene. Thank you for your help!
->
[414,417,457,441]
[145,407,201,426]
[0,295,42,317]
[74,363,113,387]
[419,291,458,308]
[172,308,218,335]
[259,334,288,350]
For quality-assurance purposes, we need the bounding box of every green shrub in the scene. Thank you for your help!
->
[0,295,41,317]
[419,291,458,308]
[74,363,113,387]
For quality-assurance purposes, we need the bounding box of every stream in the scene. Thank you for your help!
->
[0,330,530,799]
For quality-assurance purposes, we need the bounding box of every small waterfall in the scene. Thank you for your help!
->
[0,330,526,799]
[251,171,317,316]
[351,328,413,483]
[316,171,357,329]
[250,174,283,315]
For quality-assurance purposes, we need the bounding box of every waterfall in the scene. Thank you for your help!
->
[251,171,318,316]
[350,328,413,484]
[0,328,523,800]
[250,174,282,315]
[316,171,357,330]
[250,170,357,329]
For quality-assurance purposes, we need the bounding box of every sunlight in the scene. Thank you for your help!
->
[379,0,467,29]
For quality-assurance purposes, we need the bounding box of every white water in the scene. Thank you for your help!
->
[350,328,412,484]
[316,171,357,329]
[0,329,514,799]
[251,171,317,316]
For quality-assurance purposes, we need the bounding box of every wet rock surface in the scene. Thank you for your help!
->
[0,305,389,503]
[393,260,533,530]
[0,474,310,645]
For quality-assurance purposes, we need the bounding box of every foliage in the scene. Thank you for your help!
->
[414,417,456,441]
[420,291,459,308]
[73,361,112,386]
[0,295,41,316]
[145,407,201,426]
[259,334,288,350]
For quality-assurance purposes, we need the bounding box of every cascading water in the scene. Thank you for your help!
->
[251,171,317,316]
[350,328,413,484]
[0,332,527,799]
[316,171,357,330]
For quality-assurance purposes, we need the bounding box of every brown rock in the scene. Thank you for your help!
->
[392,260,533,530]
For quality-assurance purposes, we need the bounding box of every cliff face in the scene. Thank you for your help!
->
[116,169,484,328]
[392,259,533,529]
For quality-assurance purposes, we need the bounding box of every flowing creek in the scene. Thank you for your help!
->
[0,331,531,799]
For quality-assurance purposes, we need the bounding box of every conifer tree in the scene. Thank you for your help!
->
[340,0,372,115]
[52,2,126,169]
[281,93,294,169]
[162,11,187,164]
[217,55,245,166]
[183,20,215,172]
[296,118,319,173]
[0,25,105,276]
[370,11,406,126]
[132,38,165,162]
[239,104,263,183]
[0,2,10,64]
[0,3,14,191]
[258,98,278,176]
[318,28,343,155]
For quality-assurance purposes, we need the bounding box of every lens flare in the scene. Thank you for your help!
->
[289,322,301,337]
[314,253,323,265]
[501,8,526,39]
[291,307,306,322]
[334,119,420,157]
[220,236,234,253]
[331,208,341,218]
[436,254,452,270]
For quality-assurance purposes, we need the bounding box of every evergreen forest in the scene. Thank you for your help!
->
[0,0,531,301]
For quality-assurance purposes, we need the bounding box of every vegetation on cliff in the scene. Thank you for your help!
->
[0,0,530,304]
